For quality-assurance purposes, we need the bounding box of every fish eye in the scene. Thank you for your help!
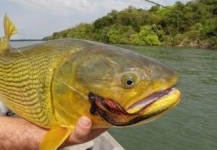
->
[125,78,134,86]
[122,73,138,88]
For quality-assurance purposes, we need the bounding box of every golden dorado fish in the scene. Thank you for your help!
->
[0,15,181,150]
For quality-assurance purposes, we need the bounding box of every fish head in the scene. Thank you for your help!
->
[72,43,181,127]
[52,42,181,127]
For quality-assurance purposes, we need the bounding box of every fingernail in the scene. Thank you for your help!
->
[79,116,91,128]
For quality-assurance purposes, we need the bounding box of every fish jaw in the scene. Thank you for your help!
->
[88,87,181,126]
[127,88,180,114]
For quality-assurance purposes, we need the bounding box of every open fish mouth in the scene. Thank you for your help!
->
[127,88,178,113]
[88,88,181,126]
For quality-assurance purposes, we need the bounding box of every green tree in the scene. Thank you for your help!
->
[67,23,93,39]
[107,25,135,44]
[130,25,161,46]
[44,0,217,49]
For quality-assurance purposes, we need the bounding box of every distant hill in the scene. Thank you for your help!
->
[43,0,217,49]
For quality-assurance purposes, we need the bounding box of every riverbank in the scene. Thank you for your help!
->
[43,1,217,50]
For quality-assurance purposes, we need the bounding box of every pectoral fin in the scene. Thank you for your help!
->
[39,126,74,150]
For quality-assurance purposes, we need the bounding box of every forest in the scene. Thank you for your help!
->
[43,0,217,49]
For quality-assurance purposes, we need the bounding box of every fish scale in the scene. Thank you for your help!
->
[0,40,81,127]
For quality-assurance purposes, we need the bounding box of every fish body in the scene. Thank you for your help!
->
[0,15,181,150]
[0,39,85,127]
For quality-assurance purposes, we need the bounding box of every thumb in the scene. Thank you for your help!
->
[70,116,92,144]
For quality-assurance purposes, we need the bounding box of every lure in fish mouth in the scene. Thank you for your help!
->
[89,87,180,126]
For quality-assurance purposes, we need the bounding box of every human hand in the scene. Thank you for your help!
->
[0,116,107,150]
[63,116,108,146]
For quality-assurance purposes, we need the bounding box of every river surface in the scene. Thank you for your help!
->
[11,41,217,150]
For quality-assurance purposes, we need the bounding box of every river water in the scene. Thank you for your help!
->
[110,45,217,150]
[11,41,217,150]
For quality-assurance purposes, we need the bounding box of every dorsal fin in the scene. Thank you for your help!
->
[4,14,18,40]
[0,14,18,53]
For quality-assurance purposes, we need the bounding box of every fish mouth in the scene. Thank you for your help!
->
[88,87,181,126]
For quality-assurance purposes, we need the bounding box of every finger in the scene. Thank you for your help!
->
[70,116,92,144]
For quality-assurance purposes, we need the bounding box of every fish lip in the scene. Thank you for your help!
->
[127,88,175,113]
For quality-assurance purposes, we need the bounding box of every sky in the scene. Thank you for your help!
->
[0,0,191,39]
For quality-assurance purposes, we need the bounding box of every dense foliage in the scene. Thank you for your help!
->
[44,0,217,49]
